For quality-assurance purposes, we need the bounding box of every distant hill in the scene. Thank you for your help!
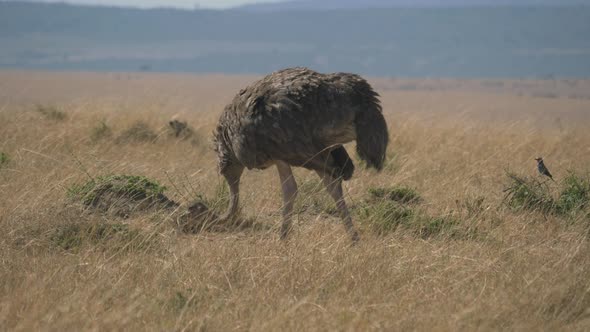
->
[1,1,590,77]
[238,0,590,11]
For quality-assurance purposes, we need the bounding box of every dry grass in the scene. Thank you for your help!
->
[1,71,590,331]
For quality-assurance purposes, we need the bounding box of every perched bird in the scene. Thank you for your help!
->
[213,67,389,242]
[535,157,555,181]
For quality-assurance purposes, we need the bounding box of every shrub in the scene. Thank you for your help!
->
[90,119,112,142]
[556,172,590,216]
[168,119,194,139]
[116,121,157,143]
[35,104,67,120]
[504,171,589,218]
[503,172,555,214]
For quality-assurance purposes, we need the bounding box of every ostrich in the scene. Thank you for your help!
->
[213,67,389,242]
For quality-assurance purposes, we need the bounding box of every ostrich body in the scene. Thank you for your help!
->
[213,67,389,241]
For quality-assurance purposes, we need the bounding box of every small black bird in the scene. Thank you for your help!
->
[535,157,555,181]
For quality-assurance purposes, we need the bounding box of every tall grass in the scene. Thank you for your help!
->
[1,71,590,331]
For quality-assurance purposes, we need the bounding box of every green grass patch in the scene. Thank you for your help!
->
[504,171,590,218]
[356,201,414,235]
[69,174,168,205]
[368,185,421,204]
[68,174,176,216]
[356,200,459,238]
[0,152,9,168]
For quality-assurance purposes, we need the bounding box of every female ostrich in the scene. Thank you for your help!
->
[213,67,389,241]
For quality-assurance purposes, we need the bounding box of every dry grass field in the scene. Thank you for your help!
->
[1,70,590,331]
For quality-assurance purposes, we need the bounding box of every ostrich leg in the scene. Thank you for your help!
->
[276,161,298,239]
[316,170,360,242]
[219,165,244,222]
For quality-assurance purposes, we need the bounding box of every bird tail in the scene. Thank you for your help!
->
[354,94,389,171]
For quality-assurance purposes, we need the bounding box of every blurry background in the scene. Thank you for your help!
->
[1,0,589,77]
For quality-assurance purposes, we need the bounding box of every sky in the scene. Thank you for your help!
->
[16,0,590,9]
[25,0,284,9]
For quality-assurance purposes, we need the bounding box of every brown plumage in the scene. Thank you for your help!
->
[213,67,389,242]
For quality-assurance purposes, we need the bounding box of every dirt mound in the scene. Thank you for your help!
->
[69,175,177,218]
[68,174,259,233]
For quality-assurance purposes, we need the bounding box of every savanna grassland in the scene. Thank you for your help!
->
[1,71,590,331]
